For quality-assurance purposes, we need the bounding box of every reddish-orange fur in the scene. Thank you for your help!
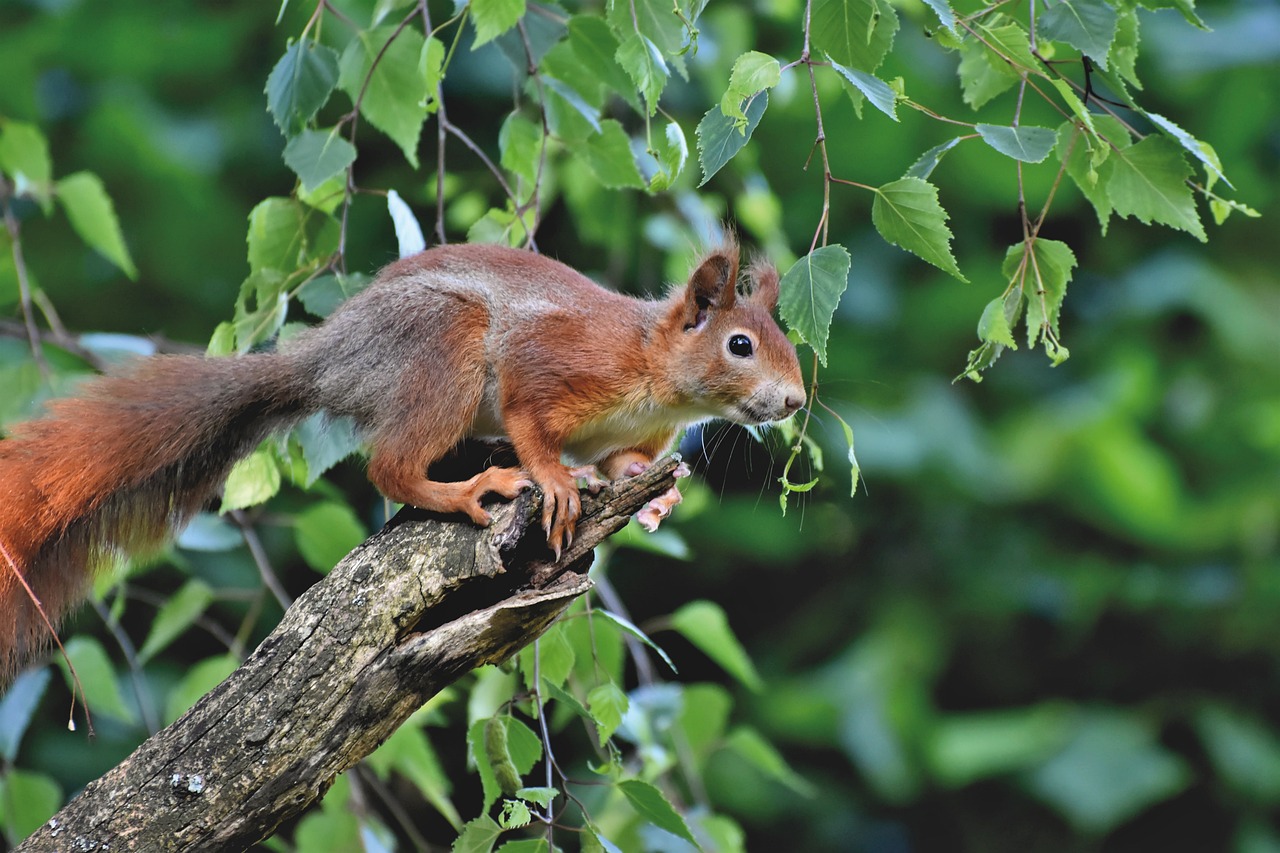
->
[0,241,804,681]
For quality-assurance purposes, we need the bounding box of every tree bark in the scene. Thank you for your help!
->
[18,458,681,852]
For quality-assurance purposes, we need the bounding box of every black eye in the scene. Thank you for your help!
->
[727,334,753,357]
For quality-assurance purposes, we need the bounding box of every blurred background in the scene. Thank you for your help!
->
[1,0,1278,850]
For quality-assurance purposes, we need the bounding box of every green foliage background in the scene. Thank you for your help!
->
[1,0,1278,850]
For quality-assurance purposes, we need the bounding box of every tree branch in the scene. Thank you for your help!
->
[17,458,682,852]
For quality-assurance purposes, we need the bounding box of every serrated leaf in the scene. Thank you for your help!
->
[1144,112,1230,188]
[871,177,966,281]
[542,76,602,133]
[697,90,768,187]
[977,294,1018,349]
[587,682,628,743]
[282,128,356,193]
[518,625,576,691]
[976,124,1058,163]
[265,40,340,134]
[1106,135,1205,241]
[499,799,532,829]
[831,407,861,497]
[339,27,429,167]
[957,39,1018,110]
[295,501,366,572]
[1037,0,1119,69]
[56,172,137,279]
[811,0,899,73]
[1135,0,1206,29]
[221,447,281,512]
[977,21,1038,72]
[1111,9,1141,89]
[60,636,134,723]
[777,244,851,367]
[606,0,689,57]
[720,51,781,128]
[471,0,526,47]
[247,197,303,273]
[581,119,644,189]
[618,779,698,846]
[452,816,502,853]
[830,63,899,121]
[922,0,958,33]
[615,32,668,115]
[670,600,763,691]
[297,272,368,319]
[138,579,214,663]
[0,668,50,763]
[905,137,963,179]
[1003,238,1076,347]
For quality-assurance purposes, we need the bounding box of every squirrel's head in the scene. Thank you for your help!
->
[664,245,806,425]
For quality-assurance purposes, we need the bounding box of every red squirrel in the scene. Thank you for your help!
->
[0,241,804,677]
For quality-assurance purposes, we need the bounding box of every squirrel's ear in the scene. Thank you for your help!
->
[682,250,738,330]
[747,262,780,313]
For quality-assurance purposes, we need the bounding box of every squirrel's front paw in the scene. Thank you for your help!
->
[538,470,582,560]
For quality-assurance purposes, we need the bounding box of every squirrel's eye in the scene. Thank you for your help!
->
[727,334,754,357]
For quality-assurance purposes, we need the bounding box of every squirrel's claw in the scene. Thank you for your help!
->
[635,483,683,532]
[539,469,581,561]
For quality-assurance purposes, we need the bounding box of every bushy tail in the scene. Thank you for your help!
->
[0,352,314,679]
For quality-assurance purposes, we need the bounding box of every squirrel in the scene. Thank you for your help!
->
[0,240,805,678]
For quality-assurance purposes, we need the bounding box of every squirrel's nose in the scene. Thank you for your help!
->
[784,391,805,414]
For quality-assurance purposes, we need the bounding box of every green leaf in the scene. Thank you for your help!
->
[617,779,699,846]
[471,0,526,48]
[726,726,818,796]
[720,51,781,128]
[419,35,446,112]
[370,726,462,829]
[515,786,558,808]
[1003,238,1076,348]
[606,0,690,57]
[670,600,763,692]
[1111,9,1141,89]
[921,0,958,33]
[615,32,668,115]
[568,16,640,113]
[1196,705,1280,804]
[697,90,768,187]
[976,124,1057,163]
[582,120,644,190]
[1135,0,1207,29]
[265,40,340,134]
[1106,135,1206,241]
[1055,119,1128,231]
[56,172,137,279]
[0,770,62,839]
[977,21,1038,72]
[957,39,1017,110]
[452,816,502,853]
[1144,111,1230,188]
[0,668,50,763]
[905,138,962,180]
[519,624,576,692]
[297,272,369,319]
[1037,0,1119,69]
[339,26,429,167]
[1025,710,1191,834]
[283,128,356,193]
[295,501,366,572]
[871,177,966,281]
[648,120,688,191]
[221,446,282,512]
[595,609,678,674]
[164,654,238,724]
[811,0,899,73]
[542,76,602,133]
[247,197,302,273]
[777,244,851,367]
[60,636,134,723]
[138,579,214,663]
[500,113,543,184]
[499,799,532,829]
[977,294,1018,349]
[928,704,1073,786]
[587,682,629,743]
[0,120,53,208]
[830,63,899,121]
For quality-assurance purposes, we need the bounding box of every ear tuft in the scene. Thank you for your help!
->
[682,245,739,329]
[747,261,780,313]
